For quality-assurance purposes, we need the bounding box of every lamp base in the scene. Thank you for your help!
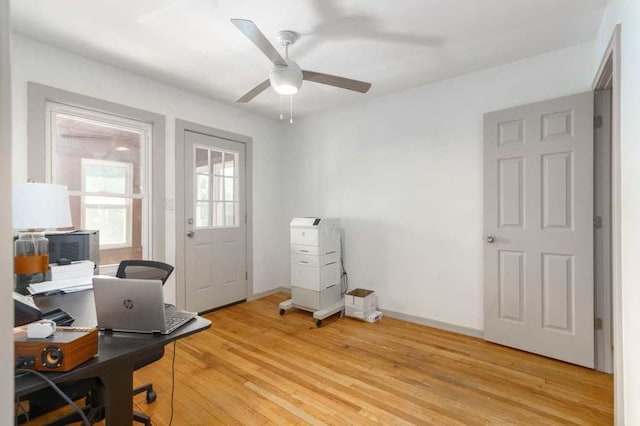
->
[14,231,51,294]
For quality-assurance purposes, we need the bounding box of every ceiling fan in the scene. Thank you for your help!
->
[231,19,372,105]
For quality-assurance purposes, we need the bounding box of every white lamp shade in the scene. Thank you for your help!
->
[270,61,303,95]
[13,182,73,230]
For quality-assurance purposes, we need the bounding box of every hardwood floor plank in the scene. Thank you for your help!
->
[22,293,613,425]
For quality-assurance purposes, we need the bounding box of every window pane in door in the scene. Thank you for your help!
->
[212,175,222,201]
[212,202,225,227]
[224,177,235,201]
[196,202,210,228]
[195,148,208,174]
[224,152,236,177]
[196,174,209,201]
[211,150,223,175]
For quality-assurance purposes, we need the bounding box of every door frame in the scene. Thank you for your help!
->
[593,89,612,373]
[592,24,621,423]
[174,119,253,311]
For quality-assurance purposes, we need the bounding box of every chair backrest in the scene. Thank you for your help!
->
[115,260,174,285]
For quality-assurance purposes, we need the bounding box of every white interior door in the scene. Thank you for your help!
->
[184,130,247,312]
[483,92,594,368]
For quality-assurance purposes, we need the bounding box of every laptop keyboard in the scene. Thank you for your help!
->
[164,311,195,332]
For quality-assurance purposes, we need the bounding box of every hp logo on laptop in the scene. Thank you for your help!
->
[123,299,134,310]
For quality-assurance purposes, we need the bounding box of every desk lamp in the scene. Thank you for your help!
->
[13,182,72,293]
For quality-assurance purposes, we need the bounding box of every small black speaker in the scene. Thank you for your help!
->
[41,346,64,369]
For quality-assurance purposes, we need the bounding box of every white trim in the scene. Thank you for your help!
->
[381,309,484,338]
[247,286,291,302]
[251,288,484,338]
[592,24,622,425]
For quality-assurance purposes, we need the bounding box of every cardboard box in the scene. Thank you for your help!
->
[344,289,377,311]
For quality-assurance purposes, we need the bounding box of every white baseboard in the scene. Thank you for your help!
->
[247,286,290,301]
[247,288,483,339]
[381,308,484,338]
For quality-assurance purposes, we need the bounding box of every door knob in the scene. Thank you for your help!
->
[187,231,195,238]
[486,235,496,243]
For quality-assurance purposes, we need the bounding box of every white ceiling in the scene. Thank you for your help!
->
[11,0,607,120]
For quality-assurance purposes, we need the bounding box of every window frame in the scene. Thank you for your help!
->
[28,83,166,274]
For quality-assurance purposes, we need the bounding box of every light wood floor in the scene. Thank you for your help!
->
[26,292,613,425]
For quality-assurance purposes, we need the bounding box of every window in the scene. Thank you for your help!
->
[81,159,133,249]
[194,146,239,228]
[46,102,151,267]
[29,83,166,272]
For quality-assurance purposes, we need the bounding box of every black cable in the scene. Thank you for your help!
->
[340,237,349,295]
[169,340,177,426]
[15,369,91,426]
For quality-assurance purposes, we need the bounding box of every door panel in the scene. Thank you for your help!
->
[484,92,594,368]
[499,250,525,322]
[498,157,524,228]
[184,130,247,312]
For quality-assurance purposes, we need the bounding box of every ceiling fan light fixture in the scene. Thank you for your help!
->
[270,62,302,95]
[273,83,298,95]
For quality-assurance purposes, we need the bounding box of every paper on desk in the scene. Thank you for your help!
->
[28,277,93,295]
[60,284,93,293]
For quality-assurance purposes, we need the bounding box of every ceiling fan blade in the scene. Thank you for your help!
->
[302,70,372,93]
[236,79,271,103]
[231,19,287,67]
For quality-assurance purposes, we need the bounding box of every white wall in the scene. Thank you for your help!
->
[594,1,640,424]
[11,34,287,300]
[282,42,595,332]
[0,0,13,423]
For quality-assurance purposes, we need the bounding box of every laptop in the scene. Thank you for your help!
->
[93,276,196,334]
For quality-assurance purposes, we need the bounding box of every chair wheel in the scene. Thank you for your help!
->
[279,308,285,316]
[146,390,157,404]
[316,319,323,327]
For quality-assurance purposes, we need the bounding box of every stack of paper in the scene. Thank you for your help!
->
[28,261,96,295]
[50,260,95,281]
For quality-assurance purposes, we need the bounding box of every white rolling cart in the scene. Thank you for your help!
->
[279,217,344,326]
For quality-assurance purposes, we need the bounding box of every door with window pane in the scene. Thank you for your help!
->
[184,130,246,312]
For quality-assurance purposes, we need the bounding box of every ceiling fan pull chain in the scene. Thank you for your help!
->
[279,95,284,120]
[290,95,293,124]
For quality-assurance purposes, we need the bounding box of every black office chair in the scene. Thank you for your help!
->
[116,259,175,285]
[116,260,175,425]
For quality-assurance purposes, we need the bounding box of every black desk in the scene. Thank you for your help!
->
[14,290,211,425]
